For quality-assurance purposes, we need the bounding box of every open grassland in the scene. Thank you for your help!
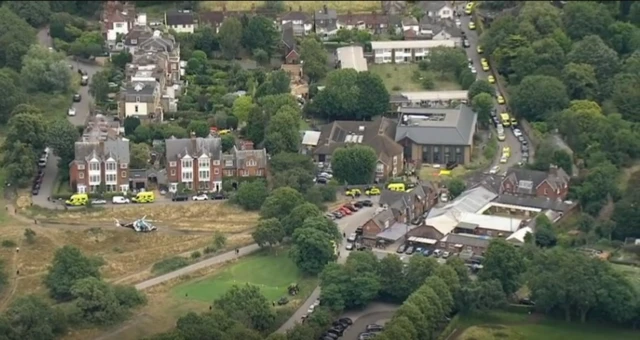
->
[455,311,640,340]
[200,1,381,13]
[369,64,462,93]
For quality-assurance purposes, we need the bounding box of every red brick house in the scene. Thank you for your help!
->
[165,134,267,193]
[69,140,131,194]
[282,22,300,64]
[500,166,570,200]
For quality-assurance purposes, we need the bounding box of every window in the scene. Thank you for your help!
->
[421,146,430,163]
[224,170,234,177]
[213,160,220,166]
[169,161,177,167]
[214,168,219,175]
[89,161,100,171]
[456,147,463,163]
[171,169,176,176]
[444,147,450,163]
[120,163,127,169]
[136,96,140,103]
[120,184,129,192]
[79,172,84,179]
[433,146,441,163]
[182,171,193,181]
[182,159,193,168]
[544,188,548,195]
[115,23,124,28]
[257,170,263,176]
[89,175,100,183]
[106,184,116,192]
[242,170,249,177]
[198,158,209,169]
[199,170,210,180]
[225,160,233,167]
[106,161,116,171]
[122,171,127,178]
[247,159,257,167]
[404,48,410,53]
[182,24,186,28]
[106,174,117,183]
[134,105,139,113]
[393,156,398,165]
[78,164,85,170]
[131,39,137,44]
[376,163,384,173]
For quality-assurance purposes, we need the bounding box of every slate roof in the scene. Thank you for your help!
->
[377,222,416,241]
[73,140,130,164]
[441,233,491,249]
[494,194,575,212]
[124,25,153,46]
[395,105,477,146]
[314,117,403,166]
[503,167,570,194]
[281,11,311,22]
[466,173,503,194]
[233,146,268,168]
[165,11,195,26]
[124,81,157,102]
[420,1,449,13]
[282,22,297,51]
[199,11,225,25]
[370,208,396,230]
[165,136,222,162]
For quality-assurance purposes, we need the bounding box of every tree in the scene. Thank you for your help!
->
[459,279,507,313]
[0,7,37,70]
[479,239,526,296]
[607,22,640,55]
[611,72,640,122]
[44,245,103,301]
[186,120,210,137]
[21,45,72,93]
[111,51,133,69]
[511,75,569,121]
[281,203,323,236]
[261,187,305,220]
[264,107,301,154]
[5,295,67,340]
[534,214,557,247]
[471,93,494,124]
[68,31,104,58]
[2,141,36,187]
[218,17,243,59]
[300,37,328,83]
[46,118,80,175]
[270,152,315,174]
[123,116,141,136]
[355,72,390,120]
[561,63,598,100]
[214,284,276,331]
[291,228,335,275]
[467,80,496,101]
[6,1,51,28]
[273,167,315,194]
[235,180,269,210]
[232,95,254,123]
[567,35,619,86]
[4,111,48,152]
[71,277,126,325]
[562,2,613,40]
[445,177,466,198]
[378,255,409,303]
[221,134,235,153]
[242,16,278,57]
[300,216,341,241]
[24,228,37,244]
[332,145,377,185]
[255,70,291,98]
[129,143,150,169]
[252,218,285,247]
[0,68,26,123]
[423,47,467,77]
[89,69,110,104]
[405,256,438,293]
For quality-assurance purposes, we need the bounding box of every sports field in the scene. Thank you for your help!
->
[172,250,302,302]
[454,311,640,340]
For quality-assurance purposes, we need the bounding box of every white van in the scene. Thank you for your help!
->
[112,196,130,204]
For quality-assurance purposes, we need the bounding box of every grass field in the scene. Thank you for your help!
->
[200,1,381,13]
[455,311,640,340]
[172,249,303,302]
[369,64,462,93]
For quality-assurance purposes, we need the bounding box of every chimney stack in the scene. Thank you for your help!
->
[549,164,558,176]
[190,131,196,152]
[323,5,328,14]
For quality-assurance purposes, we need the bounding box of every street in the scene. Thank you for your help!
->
[457,12,532,170]
[277,197,381,333]
[34,28,104,207]
[341,309,396,340]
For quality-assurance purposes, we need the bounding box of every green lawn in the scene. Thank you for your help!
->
[172,249,304,302]
[369,64,462,93]
[455,311,640,340]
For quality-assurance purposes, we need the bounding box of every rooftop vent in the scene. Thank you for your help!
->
[134,83,145,92]
[153,30,161,37]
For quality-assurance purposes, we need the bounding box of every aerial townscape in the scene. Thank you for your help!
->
[1,0,640,339]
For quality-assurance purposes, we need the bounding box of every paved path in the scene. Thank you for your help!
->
[277,200,381,333]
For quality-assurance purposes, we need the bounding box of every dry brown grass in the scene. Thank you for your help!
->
[200,1,381,13]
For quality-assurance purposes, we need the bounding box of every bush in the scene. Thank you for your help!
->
[483,136,498,161]
[191,251,202,259]
[203,246,217,254]
[151,257,190,274]
[1,240,16,248]
[113,285,147,308]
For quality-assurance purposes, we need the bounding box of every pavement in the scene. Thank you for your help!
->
[133,200,379,291]
[457,11,533,172]
[33,28,106,208]
[277,197,381,333]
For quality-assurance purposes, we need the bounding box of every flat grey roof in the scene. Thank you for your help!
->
[336,46,368,72]
[377,222,416,241]
[395,105,477,145]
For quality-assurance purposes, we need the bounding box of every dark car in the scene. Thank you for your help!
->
[405,246,415,255]
[366,324,384,332]
[396,244,407,253]
[209,192,226,200]
[521,145,529,152]
[332,211,343,219]
[462,39,470,47]
[327,328,343,337]
[361,199,373,207]
[518,135,525,143]
[411,216,424,225]
[323,332,339,340]
[73,93,81,102]
[521,139,528,146]
[32,188,39,195]
[316,176,328,184]
[358,333,378,340]
[80,78,88,86]
[171,194,188,201]
[355,226,363,235]
[353,201,364,208]
[338,317,353,326]
[356,243,368,251]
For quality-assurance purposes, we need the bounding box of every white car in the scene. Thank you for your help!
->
[192,194,209,201]
[513,128,523,137]
[500,155,508,164]
[489,165,500,174]
[347,233,357,242]
[68,107,76,116]
[443,251,451,259]
[112,196,130,204]
[455,19,461,27]
[345,242,354,251]
[90,199,107,205]
[470,66,477,74]
[319,172,333,179]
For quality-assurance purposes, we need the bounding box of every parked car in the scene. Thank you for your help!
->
[210,192,226,200]
[361,200,373,207]
[332,211,343,219]
[422,249,432,256]
[345,242,354,251]
[337,318,352,327]
[355,226,363,235]
[358,332,378,340]
[433,249,443,257]
[344,204,358,212]
[325,213,335,220]
[353,201,364,208]
[519,298,536,306]
[112,196,130,204]
[340,207,352,215]
[192,194,208,201]
[67,107,76,116]
[396,244,408,253]
[171,194,188,202]
[366,324,384,332]
[347,233,357,242]
[73,93,82,102]
[442,251,451,259]
[405,246,415,255]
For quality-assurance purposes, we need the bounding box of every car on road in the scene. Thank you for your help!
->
[345,188,361,197]
[68,107,76,116]
[470,66,477,74]
[503,146,511,157]
[112,196,130,204]
[488,75,495,83]
[497,95,505,105]
[366,324,384,332]
[517,135,525,143]
[316,176,327,184]
[80,75,89,86]
[521,139,528,146]
[477,45,484,54]
[360,199,373,207]
[396,244,408,253]
[462,39,470,48]
[468,21,476,30]
[513,128,523,137]
[90,199,107,205]
[73,93,81,102]
[455,18,461,27]
[500,155,508,164]
[489,165,500,174]
[171,194,188,202]
[347,233,357,242]
[365,186,381,195]
[510,117,518,126]
[405,246,415,255]
[192,194,208,201]
[522,145,529,152]
[465,2,474,14]
[345,242,354,251]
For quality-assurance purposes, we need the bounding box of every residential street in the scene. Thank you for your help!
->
[34,28,104,207]
[341,308,397,340]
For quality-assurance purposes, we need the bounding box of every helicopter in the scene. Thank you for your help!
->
[114,215,158,232]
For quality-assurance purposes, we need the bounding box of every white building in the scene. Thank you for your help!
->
[371,40,456,64]
[336,46,368,72]
[165,10,195,34]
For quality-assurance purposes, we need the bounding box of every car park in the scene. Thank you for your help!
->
[396,244,407,253]
[366,324,384,332]
[112,196,130,204]
[192,194,208,201]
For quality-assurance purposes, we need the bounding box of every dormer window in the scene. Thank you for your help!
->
[225,160,233,167]
[247,159,257,167]
[89,160,100,171]
[106,161,117,171]
[136,96,140,102]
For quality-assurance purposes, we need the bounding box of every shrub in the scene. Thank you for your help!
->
[191,251,202,259]
[1,240,16,248]
[113,285,147,308]
[151,257,190,274]
[203,246,217,254]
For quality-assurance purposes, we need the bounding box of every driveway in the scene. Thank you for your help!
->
[34,28,105,207]
[277,198,381,333]
[342,308,397,340]
[457,12,533,171]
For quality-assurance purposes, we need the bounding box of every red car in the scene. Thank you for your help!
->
[340,207,352,215]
